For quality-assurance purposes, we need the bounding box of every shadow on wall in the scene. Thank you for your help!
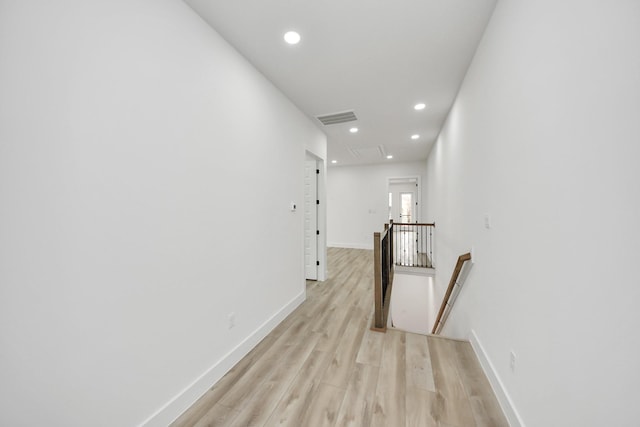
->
[389,271,437,335]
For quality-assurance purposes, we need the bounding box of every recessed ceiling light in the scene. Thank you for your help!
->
[414,103,426,110]
[331,160,337,164]
[411,134,420,140]
[386,155,393,159]
[284,31,301,45]
[349,127,358,133]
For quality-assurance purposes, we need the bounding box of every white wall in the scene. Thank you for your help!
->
[327,161,428,249]
[0,1,325,426]
[425,1,640,426]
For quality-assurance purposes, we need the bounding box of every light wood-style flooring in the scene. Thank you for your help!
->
[172,247,508,427]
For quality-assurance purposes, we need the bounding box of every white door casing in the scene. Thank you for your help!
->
[388,178,419,224]
[304,160,318,280]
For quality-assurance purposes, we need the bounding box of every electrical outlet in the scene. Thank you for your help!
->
[228,312,236,329]
[510,350,516,373]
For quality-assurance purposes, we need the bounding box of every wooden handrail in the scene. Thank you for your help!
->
[431,252,472,334]
[372,223,394,332]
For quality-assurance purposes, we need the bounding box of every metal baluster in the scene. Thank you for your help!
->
[429,225,433,268]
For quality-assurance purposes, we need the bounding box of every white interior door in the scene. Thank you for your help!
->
[304,160,318,280]
[388,180,418,223]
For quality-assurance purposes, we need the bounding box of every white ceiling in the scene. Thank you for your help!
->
[184,0,497,167]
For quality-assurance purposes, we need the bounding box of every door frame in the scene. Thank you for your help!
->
[305,152,326,281]
[387,175,421,224]
[304,159,318,280]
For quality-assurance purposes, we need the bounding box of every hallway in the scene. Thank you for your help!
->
[172,248,507,427]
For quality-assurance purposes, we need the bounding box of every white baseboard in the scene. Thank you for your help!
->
[328,242,372,250]
[469,329,525,427]
[394,266,435,276]
[139,291,306,427]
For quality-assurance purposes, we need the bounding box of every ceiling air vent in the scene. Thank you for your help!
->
[316,110,357,126]
[348,145,386,161]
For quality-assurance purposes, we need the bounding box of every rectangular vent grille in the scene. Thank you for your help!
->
[316,111,357,125]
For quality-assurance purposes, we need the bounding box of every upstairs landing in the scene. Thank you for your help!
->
[172,248,508,427]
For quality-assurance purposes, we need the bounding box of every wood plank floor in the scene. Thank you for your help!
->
[172,248,508,427]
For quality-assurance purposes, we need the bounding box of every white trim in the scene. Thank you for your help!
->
[469,329,525,427]
[328,242,372,250]
[316,158,327,281]
[305,151,327,282]
[394,266,435,276]
[304,158,319,280]
[139,291,306,427]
